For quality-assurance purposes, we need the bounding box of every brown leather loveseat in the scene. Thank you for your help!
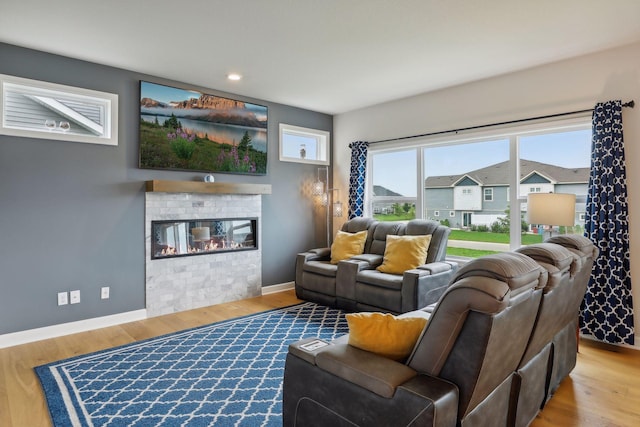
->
[295,218,458,313]
[283,235,596,427]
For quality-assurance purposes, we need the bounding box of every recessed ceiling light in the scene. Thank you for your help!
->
[227,73,242,81]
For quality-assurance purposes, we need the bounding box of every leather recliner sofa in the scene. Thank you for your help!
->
[295,219,458,313]
[283,235,596,427]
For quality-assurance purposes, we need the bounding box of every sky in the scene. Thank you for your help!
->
[140,81,267,120]
[372,128,591,196]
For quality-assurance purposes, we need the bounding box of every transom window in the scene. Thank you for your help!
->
[279,123,330,165]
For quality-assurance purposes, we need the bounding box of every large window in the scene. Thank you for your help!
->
[367,117,591,259]
[370,149,417,220]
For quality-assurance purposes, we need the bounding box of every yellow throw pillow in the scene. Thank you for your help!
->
[376,234,432,274]
[330,230,368,264]
[346,312,428,360]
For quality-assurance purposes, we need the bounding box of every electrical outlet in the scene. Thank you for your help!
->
[70,290,81,304]
[101,286,110,300]
[57,292,68,306]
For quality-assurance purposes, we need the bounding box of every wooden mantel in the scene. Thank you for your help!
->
[145,180,271,195]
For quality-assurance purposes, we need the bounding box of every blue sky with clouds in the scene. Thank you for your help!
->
[372,128,591,196]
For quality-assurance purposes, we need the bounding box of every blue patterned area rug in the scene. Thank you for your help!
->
[35,302,348,427]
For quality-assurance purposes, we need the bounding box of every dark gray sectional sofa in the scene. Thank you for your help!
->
[295,218,458,314]
[284,234,597,427]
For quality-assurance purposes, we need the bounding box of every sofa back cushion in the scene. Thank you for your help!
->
[407,252,545,420]
[340,217,377,253]
[368,222,405,255]
[339,217,377,254]
[515,243,576,364]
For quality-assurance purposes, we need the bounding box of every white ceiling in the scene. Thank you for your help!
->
[2,0,640,115]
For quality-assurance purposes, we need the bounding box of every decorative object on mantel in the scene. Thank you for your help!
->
[138,81,268,175]
[0,73,118,146]
[313,166,343,246]
[145,180,271,195]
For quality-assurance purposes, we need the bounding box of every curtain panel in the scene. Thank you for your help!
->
[581,100,634,345]
[348,141,369,219]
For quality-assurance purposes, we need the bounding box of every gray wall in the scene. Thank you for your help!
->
[0,43,332,335]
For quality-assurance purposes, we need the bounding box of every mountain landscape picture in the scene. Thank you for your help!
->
[139,81,268,174]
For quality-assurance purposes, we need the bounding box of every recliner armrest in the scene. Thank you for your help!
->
[307,247,332,259]
[402,262,458,311]
[417,261,458,275]
[336,259,373,301]
[349,253,384,268]
[314,344,418,398]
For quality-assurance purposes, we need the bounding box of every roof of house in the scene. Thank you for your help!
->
[424,159,590,188]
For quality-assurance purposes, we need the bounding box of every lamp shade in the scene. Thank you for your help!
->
[333,201,343,217]
[527,193,576,226]
[312,179,325,196]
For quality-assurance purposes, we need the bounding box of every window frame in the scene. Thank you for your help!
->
[483,188,494,201]
[0,73,118,146]
[279,123,330,165]
[367,114,591,249]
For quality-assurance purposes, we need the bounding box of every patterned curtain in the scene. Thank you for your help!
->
[581,100,634,345]
[348,141,369,219]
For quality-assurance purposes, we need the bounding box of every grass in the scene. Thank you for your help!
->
[373,213,415,221]
[447,247,500,257]
[449,230,543,245]
[139,121,266,173]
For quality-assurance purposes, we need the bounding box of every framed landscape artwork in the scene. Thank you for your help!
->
[139,81,268,175]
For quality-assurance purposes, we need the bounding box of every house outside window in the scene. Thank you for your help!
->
[368,116,591,258]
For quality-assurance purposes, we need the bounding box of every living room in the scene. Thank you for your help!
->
[1,1,640,426]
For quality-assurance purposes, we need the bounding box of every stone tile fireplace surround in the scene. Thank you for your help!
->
[144,180,271,317]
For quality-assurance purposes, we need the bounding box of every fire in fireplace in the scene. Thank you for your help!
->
[151,218,257,259]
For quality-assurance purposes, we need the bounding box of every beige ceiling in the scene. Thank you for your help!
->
[2,0,640,114]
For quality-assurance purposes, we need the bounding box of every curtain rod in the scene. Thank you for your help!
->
[369,100,635,144]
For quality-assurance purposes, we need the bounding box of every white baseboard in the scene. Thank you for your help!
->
[2,283,295,349]
[261,281,295,295]
[0,309,148,349]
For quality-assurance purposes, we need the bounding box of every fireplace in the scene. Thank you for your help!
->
[151,218,257,259]
[144,181,271,317]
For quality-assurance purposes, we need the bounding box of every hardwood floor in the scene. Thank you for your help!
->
[1,290,639,426]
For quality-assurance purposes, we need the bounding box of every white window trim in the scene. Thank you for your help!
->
[367,114,591,249]
[0,73,118,146]
[279,123,330,165]
[484,188,494,201]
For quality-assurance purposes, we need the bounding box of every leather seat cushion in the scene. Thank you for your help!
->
[356,269,403,290]
[303,260,338,277]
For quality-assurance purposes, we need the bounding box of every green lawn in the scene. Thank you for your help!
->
[446,247,500,257]
[373,213,415,221]
[449,230,543,245]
